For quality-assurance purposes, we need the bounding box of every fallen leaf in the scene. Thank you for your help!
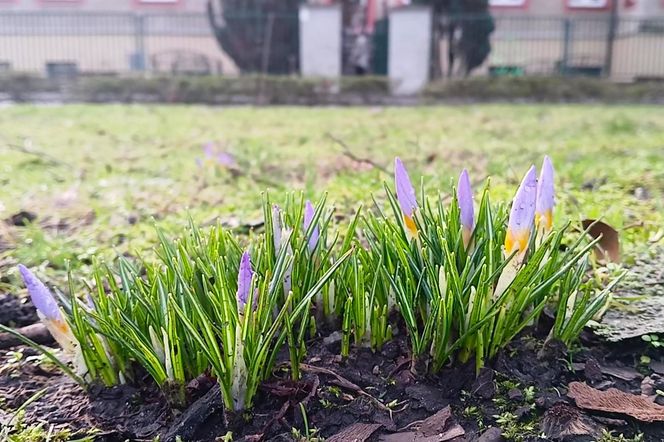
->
[581,219,620,263]
[541,403,600,440]
[600,365,642,382]
[328,423,382,442]
[568,382,664,422]
[380,406,465,442]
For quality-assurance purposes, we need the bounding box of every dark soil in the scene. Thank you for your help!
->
[2,296,664,442]
[0,292,38,327]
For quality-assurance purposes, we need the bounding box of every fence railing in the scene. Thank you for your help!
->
[0,11,662,82]
[436,15,664,81]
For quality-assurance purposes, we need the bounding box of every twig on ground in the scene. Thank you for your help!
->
[325,132,389,174]
[4,142,68,167]
[299,363,392,413]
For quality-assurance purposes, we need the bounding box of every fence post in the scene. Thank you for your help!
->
[561,18,572,76]
[299,4,342,81]
[132,14,147,72]
[604,0,618,78]
[388,5,432,95]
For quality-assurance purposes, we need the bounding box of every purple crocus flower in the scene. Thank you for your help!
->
[394,157,418,236]
[303,200,320,252]
[505,166,538,257]
[217,152,237,168]
[536,156,555,233]
[236,251,254,312]
[458,168,475,229]
[203,142,215,159]
[18,264,62,322]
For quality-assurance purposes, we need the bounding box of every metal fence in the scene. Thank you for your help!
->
[0,11,663,82]
[436,15,664,81]
[0,12,260,77]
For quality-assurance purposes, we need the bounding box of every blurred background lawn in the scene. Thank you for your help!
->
[1,104,663,291]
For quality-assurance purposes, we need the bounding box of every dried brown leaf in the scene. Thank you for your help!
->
[568,382,664,422]
[581,219,620,263]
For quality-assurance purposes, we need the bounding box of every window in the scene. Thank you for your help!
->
[46,62,78,80]
[489,0,528,7]
[566,0,610,9]
[134,0,182,8]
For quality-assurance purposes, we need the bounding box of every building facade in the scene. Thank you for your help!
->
[0,0,238,76]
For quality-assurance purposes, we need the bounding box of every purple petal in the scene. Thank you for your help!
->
[508,165,538,234]
[457,169,475,230]
[216,152,236,168]
[236,251,254,310]
[394,157,418,216]
[536,156,555,215]
[202,142,215,159]
[18,264,62,321]
[303,200,320,252]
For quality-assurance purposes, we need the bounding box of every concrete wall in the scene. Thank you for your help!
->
[299,4,341,78]
[388,5,432,95]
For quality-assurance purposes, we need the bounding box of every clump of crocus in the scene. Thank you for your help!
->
[303,200,320,251]
[394,157,418,237]
[536,155,555,237]
[457,169,475,248]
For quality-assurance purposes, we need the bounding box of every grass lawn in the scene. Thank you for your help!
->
[1,104,664,440]
[1,103,663,289]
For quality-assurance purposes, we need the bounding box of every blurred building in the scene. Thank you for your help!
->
[481,0,664,80]
[0,0,238,76]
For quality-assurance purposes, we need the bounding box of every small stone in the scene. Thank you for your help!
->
[323,331,342,347]
[584,358,603,383]
[634,187,651,201]
[372,365,380,376]
[507,388,523,401]
[478,426,503,442]
[650,361,664,375]
[472,367,496,400]
[641,376,656,396]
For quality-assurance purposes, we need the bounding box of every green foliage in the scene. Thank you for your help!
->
[358,180,613,374]
[10,169,621,413]
[59,197,350,410]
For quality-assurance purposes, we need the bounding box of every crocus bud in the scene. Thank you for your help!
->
[457,169,475,247]
[236,251,255,312]
[536,155,555,234]
[303,200,320,252]
[18,264,63,322]
[18,264,74,352]
[394,157,418,236]
[505,165,538,258]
